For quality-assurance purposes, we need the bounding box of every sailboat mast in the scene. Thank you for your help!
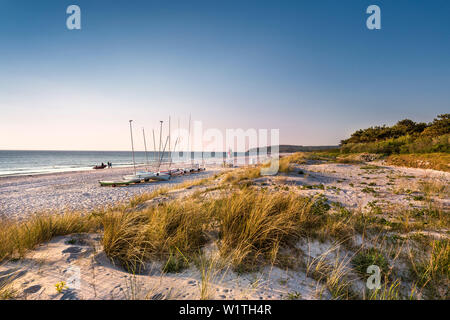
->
[152,129,156,165]
[168,136,179,169]
[158,120,163,166]
[142,128,149,169]
[129,120,136,175]
[159,136,169,171]
[168,116,171,161]
[188,114,192,166]
[178,118,181,166]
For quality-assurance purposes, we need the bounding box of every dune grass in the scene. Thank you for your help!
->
[367,279,402,300]
[221,167,260,184]
[385,153,450,172]
[277,153,309,173]
[102,198,211,272]
[278,152,366,172]
[215,190,326,271]
[418,180,449,199]
[125,173,227,209]
[0,280,16,300]
[306,243,356,300]
[101,187,331,273]
[411,239,449,286]
[0,212,101,263]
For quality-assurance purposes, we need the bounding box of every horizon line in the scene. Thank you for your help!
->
[0,144,340,153]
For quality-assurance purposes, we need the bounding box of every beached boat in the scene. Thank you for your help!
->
[93,164,107,169]
[99,177,141,187]
[123,171,170,181]
[168,168,184,176]
[120,119,143,181]
[123,171,156,182]
[151,172,170,181]
[184,163,201,173]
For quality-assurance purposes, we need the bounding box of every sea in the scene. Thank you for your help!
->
[0,150,232,177]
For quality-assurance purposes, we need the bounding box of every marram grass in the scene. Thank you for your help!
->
[0,211,101,262]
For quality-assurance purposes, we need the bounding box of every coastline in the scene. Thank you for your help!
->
[0,163,148,181]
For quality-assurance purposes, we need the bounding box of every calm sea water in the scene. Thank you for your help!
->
[0,150,229,177]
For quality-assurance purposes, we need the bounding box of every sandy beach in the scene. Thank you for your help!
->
[1,158,448,300]
[0,164,222,220]
[1,158,448,220]
[284,159,450,211]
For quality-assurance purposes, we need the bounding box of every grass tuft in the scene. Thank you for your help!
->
[0,212,101,263]
[352,247,389,278]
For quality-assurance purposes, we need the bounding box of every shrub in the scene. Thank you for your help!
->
[352,247,389,278]
[340,114,449,155]
[386,153,450,172]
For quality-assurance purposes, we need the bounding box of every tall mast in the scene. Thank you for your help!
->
[152,129,156,166]
[158,120,163,166]
[188,114,191,166]
[142,127,149,169]
[178,117,181,161]
[129,120,136,175]
[159,136,169,171]
[168,116,171,166]
[168,136,179,169]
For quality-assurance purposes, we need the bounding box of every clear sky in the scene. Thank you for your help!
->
[0,0,449,151]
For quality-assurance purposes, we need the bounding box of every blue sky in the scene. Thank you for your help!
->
[0,0,449,150]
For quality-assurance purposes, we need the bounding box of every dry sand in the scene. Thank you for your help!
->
[0,233,322,300]
[0,164,222,220]
[278,160,450,212]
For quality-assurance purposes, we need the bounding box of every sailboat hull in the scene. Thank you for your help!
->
[123,172,157,181]
[99,178,141,187]
[150,173,170,181]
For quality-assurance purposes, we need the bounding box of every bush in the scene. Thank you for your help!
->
[340,114,449,155]
[386,153,450,172]
[352,247,389,278]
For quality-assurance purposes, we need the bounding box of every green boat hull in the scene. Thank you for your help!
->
[99,179,140,187]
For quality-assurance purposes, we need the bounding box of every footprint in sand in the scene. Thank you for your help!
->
[23,284,42,294]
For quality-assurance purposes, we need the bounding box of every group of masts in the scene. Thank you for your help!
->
[100,116,205,187]
[120,116,204,185]
[129,118,174,176]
